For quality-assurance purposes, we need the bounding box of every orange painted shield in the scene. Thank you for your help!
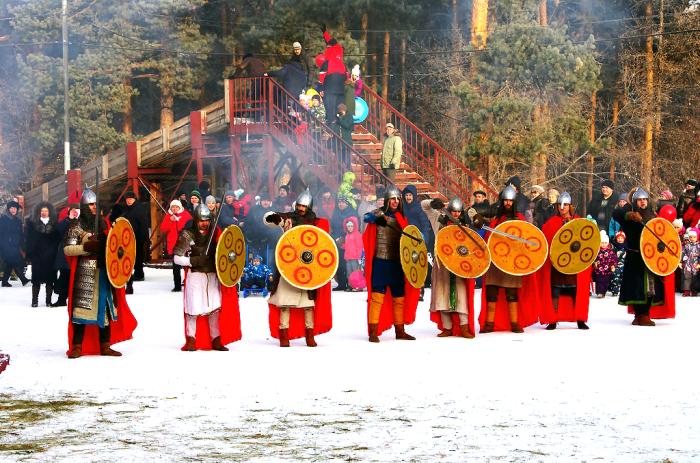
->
[275,225,339,290]
[550,218,601,274]
[436,225,491,278]
[216,225,246,287]
[641,217,681,277]
[400,224,428,288]
[106,218,136,288]
[487,220,548,276]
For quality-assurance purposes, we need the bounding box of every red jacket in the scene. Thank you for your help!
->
[233,194,252,219]
[683,201,700,228]
[342,216,363,260]
[159,210,192,255]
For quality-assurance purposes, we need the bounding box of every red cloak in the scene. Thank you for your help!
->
[363,212,421,335]
[268,218,333,340]
[478,214,542,331]
[429,278,476,336]
[626,274,675,319]
[65,220,137,355]
[181,272,242,350]
[537,214,592,325]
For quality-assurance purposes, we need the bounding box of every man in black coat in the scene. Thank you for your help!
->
[26,202,60,307]
[676,179,697,219]
[588,179,616,231]
[0,200,29,287]
[121,191,150,293]
[245,193,280,268]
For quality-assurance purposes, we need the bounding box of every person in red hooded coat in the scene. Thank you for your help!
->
[318,24,346,123]
[537,192,592,330]
[263,190,333,347]
[473,185,541,333]
[363,186,420,342]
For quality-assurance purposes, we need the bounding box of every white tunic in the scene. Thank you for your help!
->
[174,254,222,316]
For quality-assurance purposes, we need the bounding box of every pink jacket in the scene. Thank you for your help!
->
[342,216,363,260]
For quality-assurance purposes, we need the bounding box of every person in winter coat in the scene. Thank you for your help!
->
[331,195,357,291]
[401,185,430,240]
[267,55,307,105]
[232,189,252,224]
[245,193,280,267]
[0,200,29,287]
[160,200,192,292]
[587,179,616,232]
[121,192,149,293]
[681,228,700,296]
[351,65,363,97]
[608,193,628,239]
[25,202,60,307]
[341,216,364,290]
[189,190,202,213]
[292,41,312,88]
[317,188,335,221]
[219,191,238,229]
[52,203,79,307]
[592,231,618,298]
[272,185,293,212]
[682,188,700,229]
[527,185,549,228]
[676,179,697,219]
[319,24,346,123]
[609,231,627,297]
[382,123,402,184]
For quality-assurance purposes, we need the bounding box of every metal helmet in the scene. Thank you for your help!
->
[501,185,517,201]
[384,186,401,202]
[81,188,97,205]
[296,189,314,209]
[632,187,649,201]
[446,197,465,213]
[558,192,572,205]
[193,203,212,222]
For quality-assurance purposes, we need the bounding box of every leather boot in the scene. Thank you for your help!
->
[481,302,496,333]
[460,324,475,339]
[631,316,640,325]
[211,337,229,351]
[577,321,590,330]
[67,344,82,359]
[437,328,452,337]
[31,284,40,307]
[546,323,557,330]
[368,323,380,343]
[100,343,122,356]
[45,283,53,307]
[279,328,290,347]
[394,324,416,340]
[183,336,196,351]
[508,302,523,333]
[480,322,495,333]
[637,315,656,326]
[305,328,317,347]
[510,322,524,333]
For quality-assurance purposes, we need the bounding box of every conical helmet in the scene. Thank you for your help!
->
[81,188,97,205]
[558,192,572,205]
[296,188,314,209]
[501,185,517,201]
[446,197,465,213]
[632,187,649,201]
[193,204,212,222]
[384,186,401,202]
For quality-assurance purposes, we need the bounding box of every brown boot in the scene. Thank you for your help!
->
[510,322,524,333]
[67,344,82,359]
[368,323,380,343]
[279,328,290,347]
[394,324,415,340]
[183,336,196,351]
[211,337,229,351]
[508,302,523,333]
[460,324,475,339]
[437,328,452,338]
[480,322,494,333]
[305,328,317,347]
[100,342,122,357]
[637,315,656,326]
[631,316,640,326]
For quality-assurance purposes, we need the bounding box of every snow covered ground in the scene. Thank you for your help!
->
[1,266,699,462]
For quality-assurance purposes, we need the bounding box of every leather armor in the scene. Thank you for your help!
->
[373,209,401,260]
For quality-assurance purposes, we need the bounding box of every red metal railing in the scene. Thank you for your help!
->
[361,86,498,200]
[227,77,390,195]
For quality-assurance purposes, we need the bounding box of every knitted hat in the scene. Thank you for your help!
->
[601,179,615,189]
[600,230,610,244]
[170,199,183,210]
[293,41,302,49]
[689,228,698,237]
[618,193,628,202]
[351,64,360,77]
[660,190,673,200]
[473,190,487,197]
[6,200,20,210]
[672,218,683,229]
[531,185,545,195]
[124,191,137,200]
[614,231,626,241]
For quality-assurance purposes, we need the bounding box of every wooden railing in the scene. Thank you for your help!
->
[361,86,498,200]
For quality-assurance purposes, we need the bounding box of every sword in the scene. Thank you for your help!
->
[467,208,538,247]
[94,167,100,235]
[136,176,169,215]
[204,186,229,255]
[642,221,679,258]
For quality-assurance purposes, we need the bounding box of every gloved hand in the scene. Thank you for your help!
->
[375,216,388,227]
[82,240,100,254]
[438,215,450,226]
[189,255,211,267]
[471,214,485,229]
[266,213,282,225]
[430,198,444,210]
[626,211,643,223]
[320,23,327,33]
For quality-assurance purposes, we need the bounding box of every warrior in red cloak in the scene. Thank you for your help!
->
[264,190,333,347]
[363,186,421,342]
[64,188,137,358]
[538,192,592,330]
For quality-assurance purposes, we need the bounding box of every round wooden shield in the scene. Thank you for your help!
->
[275,225,339,290]
[436,225,491,278]
[216,225,247,287]
[400,224,428,289]
[550,218,601,275]
[106,217,136,288]
[641,217,682,276]
[487,220,548,276]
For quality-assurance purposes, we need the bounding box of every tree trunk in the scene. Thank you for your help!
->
[221,1,232,68]
[369,31,377,91]
[382,31,390,123]
[123,79,132,136]
[149,182,163,262]
[538,0,548,26]
[400,36,407,114]
[642,0,654,190]
[530,104,547,185]
[470,0,488,49]
[587,90,596,208]
[610,93,619,181]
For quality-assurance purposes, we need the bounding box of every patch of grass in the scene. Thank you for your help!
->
[0,443,47,453]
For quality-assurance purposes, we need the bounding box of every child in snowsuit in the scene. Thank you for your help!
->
[681,228,700,296]
[609,231,626,297]
[593,231,618,298]
[240,255,274,297]
[341,216,364,290]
